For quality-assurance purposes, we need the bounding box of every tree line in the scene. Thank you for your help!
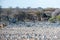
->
[0,6,60,23]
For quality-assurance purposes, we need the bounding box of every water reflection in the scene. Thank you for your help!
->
[5,21,60,27]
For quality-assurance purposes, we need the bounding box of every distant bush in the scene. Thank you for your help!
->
[49,15,60,23]
[49,17,56,23]
[56,15,60,21]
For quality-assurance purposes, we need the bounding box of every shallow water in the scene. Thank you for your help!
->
[5,21,60,28]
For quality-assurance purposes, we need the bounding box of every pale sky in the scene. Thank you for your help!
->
[0,0,60,8]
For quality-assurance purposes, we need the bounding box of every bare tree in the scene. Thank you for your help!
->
[0,6,2,21]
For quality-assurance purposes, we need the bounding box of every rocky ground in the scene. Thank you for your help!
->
[0,27,60,40]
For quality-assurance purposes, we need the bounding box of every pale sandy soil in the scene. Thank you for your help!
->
[0,27,60,40]
[0,27,60,34]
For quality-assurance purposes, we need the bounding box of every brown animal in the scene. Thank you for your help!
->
[0,23,7,28]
